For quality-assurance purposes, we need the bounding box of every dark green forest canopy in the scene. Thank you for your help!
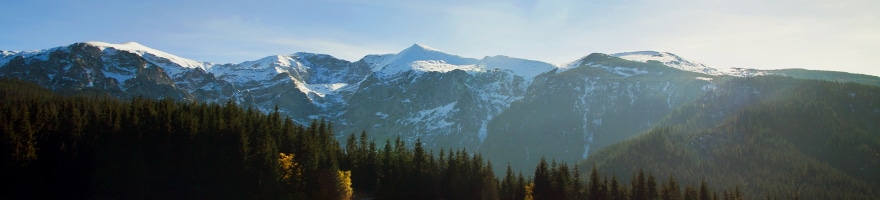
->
[0,78,500,199]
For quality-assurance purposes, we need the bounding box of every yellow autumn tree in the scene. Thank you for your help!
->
[319,169,353,200]
[278,153,302,185]
[524,182,535,200]
[337,170,353,200]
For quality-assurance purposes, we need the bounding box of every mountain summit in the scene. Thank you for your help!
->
[612,51,719,75]
[406,43,442,52]
[371,43,481,78]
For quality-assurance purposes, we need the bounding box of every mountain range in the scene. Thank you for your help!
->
[2,41,879,174]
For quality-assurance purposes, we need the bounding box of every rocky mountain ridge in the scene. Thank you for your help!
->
[3,42,878,174]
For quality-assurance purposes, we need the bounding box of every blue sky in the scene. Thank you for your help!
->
[2,0,878,76]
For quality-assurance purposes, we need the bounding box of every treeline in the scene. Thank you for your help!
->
[0,78,781,199]
[502,157,751,200]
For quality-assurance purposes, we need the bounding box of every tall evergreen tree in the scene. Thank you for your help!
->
[533,157,551,200]
[699,180,711,200]
[632,169,647,200]
[684,184,698,200]
[661,175,681,200]
[647,174,658,200]
[501,164,517,200]
[588,165,603,200]
[570,164,585,200]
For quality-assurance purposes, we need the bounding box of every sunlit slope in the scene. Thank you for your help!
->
[582,76,880,199]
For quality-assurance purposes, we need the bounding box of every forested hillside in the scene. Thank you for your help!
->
[582,76,880,199]
[2,78,774,199]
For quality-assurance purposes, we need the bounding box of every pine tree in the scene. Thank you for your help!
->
[481,161,499,200]
[661,175,681,200]
[684,184,698,200]
[516,172,527,200]
[533,157,551,200]
[412,137,432,198]
[570,164,585,200]
[551,161,570,200]
[632,169,647,200]
[588,165,602,200]
[610,175,625,200]
[501,164,517,200]
[646,174,658,200]
[699,180,711,200]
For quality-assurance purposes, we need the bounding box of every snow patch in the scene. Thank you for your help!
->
[696,77,713,81]
[405,102,458,130]
[592,65,648,77]
[478,120,489,143]
[411,60,483,73]
[103,71,134,86]
[716,67,771,77]
[303,83,348,98]
[375,112,389,119]
[583,134,593,159]
[555,57,585,73]
[0,47,64,66]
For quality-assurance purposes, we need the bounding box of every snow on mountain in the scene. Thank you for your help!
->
[481,55,556,81]
[593,65,650,78]
[555,58,583,73]
[210,54,305,86]
[404,101,459,131]
[717,67,771,77]
[85,42,213,76]
[373,44,482,78]
[5,41,880,178]
[0,47,66,67]
[0,52,12,66]
[612,51,721,75]
[610,51,781,77]
[370,44,559,82]
[383,44,478,67]
[303,83,349,98]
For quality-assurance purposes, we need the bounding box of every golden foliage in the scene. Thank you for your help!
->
[319,169,353,200]
[278,153,302,183]
[337,170,353,200]
[524,182,535,200]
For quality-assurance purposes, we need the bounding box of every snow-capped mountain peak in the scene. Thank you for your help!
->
[406,43,441,52]
[388,43,477,65]
[481,55,556,80]
[207,54,309,87]
[85,41,211,71]
[612,51,720,75]
[372,44,482,78]
[243,54,296,68]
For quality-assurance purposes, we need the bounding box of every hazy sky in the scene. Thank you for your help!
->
[1,0,878,76]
